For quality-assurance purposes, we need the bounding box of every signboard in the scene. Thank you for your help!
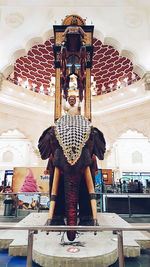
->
[102,169,113,185]
[13,167,50,210]
[12,167,49,194]
[95,169,102,193]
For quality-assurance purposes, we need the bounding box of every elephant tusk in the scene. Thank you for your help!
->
[84,166,97,222]
[48,167,60,220]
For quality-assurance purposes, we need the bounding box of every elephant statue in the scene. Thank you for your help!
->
[38,115,106,241]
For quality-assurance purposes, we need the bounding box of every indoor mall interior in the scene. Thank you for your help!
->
[0,1,150,267]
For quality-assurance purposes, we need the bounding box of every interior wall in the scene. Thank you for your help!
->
[0,129,46,169]
[0,79,150,177]
[101,130,150,182]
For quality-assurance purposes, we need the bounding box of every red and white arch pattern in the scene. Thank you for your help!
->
[7,37,140,95]
[92,38,140,94]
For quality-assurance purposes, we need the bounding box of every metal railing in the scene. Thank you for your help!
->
[0,192,150,221]
[102,193,150,216]
[0,224,150,267]
[1,192,150,217]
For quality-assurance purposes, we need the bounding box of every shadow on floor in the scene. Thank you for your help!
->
[0,249,40,267]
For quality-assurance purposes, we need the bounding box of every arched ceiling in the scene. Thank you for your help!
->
[6,37,140,95]
[0,0,150,76]
[0,1,150,159]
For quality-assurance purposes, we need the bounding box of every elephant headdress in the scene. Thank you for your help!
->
[55,115,91,165]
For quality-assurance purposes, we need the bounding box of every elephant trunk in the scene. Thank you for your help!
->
[64,173,80,241]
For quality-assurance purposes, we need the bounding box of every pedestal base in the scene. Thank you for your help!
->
[0,213,150,267]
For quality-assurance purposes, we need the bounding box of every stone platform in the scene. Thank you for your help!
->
[0,213,150,267]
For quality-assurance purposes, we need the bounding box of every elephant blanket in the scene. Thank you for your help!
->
[55,115,91,165]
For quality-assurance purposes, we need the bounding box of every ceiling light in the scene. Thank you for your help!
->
[32,83,37,90]
[40,84,45,95]
[23,79,29,89]
[117,81,121,88]
[17,77,22,85]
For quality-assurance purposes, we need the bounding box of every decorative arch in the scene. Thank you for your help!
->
[6,37,55,94]
[0,128,39,166]
[62,14,86,26]
[2,28,145,95]
[0,128,37,154]
[2,30,53,77]
[91,38,141,94]
[93,31,145,78]
[106,128,150,152]
[118,129,149,139]
[0,129,26,138]
[103,37,121,53]
[0,144,24,163]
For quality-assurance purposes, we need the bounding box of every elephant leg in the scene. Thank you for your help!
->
[47,167,60,223]
[84,166,97,224]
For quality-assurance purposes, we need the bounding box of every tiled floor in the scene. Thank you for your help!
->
[0,249,39,267]
[0,247,150,267]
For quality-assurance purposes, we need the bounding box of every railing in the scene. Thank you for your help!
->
[102,193,150,216]
[1,192,150,217]
[0,224,150,267]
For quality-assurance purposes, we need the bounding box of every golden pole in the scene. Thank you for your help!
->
[48,167,60,220]
[54,68,61,121]
[84,166,97,220]
[84,68,91,121]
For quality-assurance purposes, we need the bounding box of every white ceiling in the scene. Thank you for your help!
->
[0,0,150,75]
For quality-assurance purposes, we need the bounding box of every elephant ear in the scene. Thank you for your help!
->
[38,126,56,160]
[92,127,106,160]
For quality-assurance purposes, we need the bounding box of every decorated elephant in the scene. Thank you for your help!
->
[38,114,106,241]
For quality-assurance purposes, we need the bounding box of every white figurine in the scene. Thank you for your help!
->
[63,95,81,116]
